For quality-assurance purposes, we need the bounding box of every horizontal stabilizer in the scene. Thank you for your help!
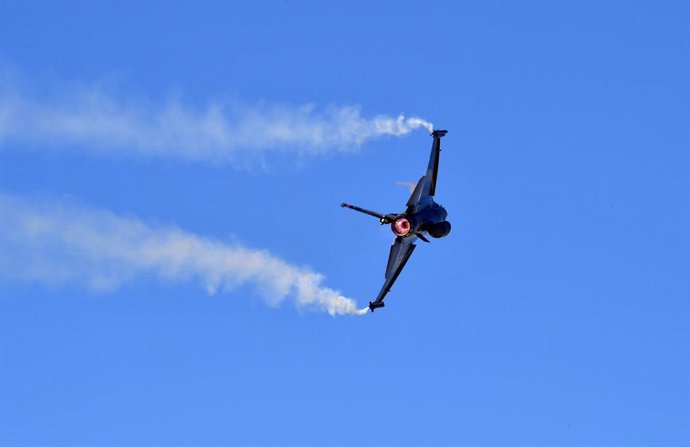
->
[341,203,394,224]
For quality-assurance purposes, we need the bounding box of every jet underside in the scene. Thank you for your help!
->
[341,129,451,312]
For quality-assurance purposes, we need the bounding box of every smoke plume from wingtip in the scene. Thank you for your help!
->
[404,116,434,133]
[0,193,368,317]
[353,307,370,316]
[0,77,434,166]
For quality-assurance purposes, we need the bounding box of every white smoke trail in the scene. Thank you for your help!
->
[0,81,433,164]
[0,194,369,316]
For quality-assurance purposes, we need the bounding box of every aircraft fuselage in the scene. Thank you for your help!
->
[405,200,448,236]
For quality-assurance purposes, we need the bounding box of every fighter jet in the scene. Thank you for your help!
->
[341,129,451,312]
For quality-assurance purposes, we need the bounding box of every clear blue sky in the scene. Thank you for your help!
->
[1,1,688,446]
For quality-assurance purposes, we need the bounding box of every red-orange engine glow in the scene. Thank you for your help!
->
[391,217,411,236]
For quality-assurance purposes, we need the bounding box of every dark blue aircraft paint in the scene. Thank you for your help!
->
[341,129,451,312]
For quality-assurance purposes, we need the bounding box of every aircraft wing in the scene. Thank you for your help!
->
[369,236,417,311]
[407,130,447,212]
[425,129,447,197]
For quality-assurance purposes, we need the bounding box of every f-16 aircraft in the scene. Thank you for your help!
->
[341,129,451,312]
